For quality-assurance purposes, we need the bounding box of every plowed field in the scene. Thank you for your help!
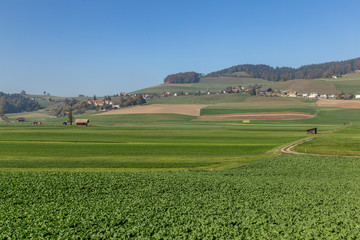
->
[97,104,207,116]
[316,99,360,108]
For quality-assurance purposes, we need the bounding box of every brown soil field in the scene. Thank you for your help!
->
[316,99,360,108]
[96,104,208,116]
[196,112,315,121]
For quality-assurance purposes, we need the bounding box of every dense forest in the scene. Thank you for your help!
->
[206,58,360,81]
[164,72,202,84]
[0,92,40,115]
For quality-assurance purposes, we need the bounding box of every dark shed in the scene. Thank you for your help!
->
[306,128,317,134]
[16,117,25,122]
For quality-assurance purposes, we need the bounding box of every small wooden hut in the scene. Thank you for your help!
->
[75,119,89,126]
[16,117,25,122]
[306,128,317,134]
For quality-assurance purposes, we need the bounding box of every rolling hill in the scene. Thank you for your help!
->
[136,72,360,95]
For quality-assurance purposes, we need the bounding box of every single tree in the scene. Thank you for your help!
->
[68,107,73,125]
[0,96,5,116]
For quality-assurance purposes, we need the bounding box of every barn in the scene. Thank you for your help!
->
[16,117,25,122]
[75,119,89,126]
[306,128,317,134]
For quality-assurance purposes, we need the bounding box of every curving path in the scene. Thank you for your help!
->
[280,125,351,157]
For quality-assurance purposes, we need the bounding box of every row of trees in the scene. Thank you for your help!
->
[206,58,360,81]
[164,72,203,84]
[0,92,40,115]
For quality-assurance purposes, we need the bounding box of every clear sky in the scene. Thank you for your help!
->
[1,0,360,97]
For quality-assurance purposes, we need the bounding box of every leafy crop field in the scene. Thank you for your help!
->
[2,154,360,238]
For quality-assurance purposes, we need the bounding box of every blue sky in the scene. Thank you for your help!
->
[1,0,360,96]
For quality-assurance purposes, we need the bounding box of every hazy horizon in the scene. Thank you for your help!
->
[1,0,360,97]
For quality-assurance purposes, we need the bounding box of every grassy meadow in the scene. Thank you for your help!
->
[0,116,318,171]
[135,72,360,95]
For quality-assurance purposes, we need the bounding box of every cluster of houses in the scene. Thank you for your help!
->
[283,91,336,99]
[283,91,360,99]
[154,85,273,98]
[87,99,120,110]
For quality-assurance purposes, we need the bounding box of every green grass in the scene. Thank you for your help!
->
[136,77,272,94]
[294,123,360,156]
[0,121,313,171]
[146,94,249,105]
[136,72,360,95]
[201,107,317,116]
[2,154,360,238]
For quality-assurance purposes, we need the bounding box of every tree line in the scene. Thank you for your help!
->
[164,72,203,84]
[206,58,360,81]
[0,92,40,115]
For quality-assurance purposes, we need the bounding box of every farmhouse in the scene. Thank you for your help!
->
[75,119,89,126]
[306,128,317,134]
[16,117,25,122]
[87,99,105,106]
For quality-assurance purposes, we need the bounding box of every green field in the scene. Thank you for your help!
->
[0,118,321,171]
[294,123,360,156]
[3,94,360,237]
[136,77,273,94]
[3,154,360,238]
[146,93,249,105]
[137,72,360,95]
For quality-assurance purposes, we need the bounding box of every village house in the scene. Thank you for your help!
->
[320,94,328,99]
[288,91,297,97]
[302,93,309,97]
[308,93,319,98]
[87,99,105,106]
[104,100,113,105]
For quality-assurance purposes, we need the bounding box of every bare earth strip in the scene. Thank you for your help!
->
[316,99,360,108]
[196,112,315,121]
[96,104,208,116]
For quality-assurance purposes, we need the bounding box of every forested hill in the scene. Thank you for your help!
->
[0,92,40,115]
[164,57,360,83]
[164,72,203,84]
[206,58,360,81]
